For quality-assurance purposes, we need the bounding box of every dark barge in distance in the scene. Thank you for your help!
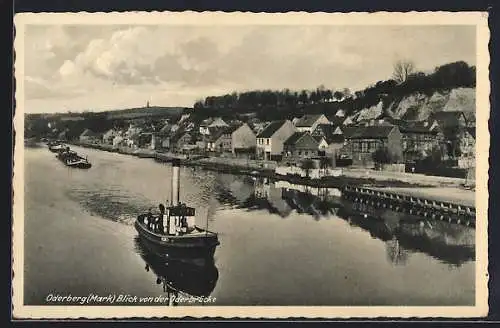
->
[134,158,220,258]
[56,147,92,169]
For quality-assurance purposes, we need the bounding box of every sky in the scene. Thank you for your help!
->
[23,24,476,114]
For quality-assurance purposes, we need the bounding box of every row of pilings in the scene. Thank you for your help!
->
[341,185,476,227]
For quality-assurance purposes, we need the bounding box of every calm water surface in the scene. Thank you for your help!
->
[23,145,475,306]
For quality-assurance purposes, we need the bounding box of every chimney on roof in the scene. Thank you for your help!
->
[146,100,150,108]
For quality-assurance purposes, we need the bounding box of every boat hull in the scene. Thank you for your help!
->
[134,219,219,259]
[66,161,92,169]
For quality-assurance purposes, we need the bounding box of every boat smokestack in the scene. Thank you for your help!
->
[171,158,181,205]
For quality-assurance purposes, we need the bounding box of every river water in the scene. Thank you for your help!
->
[23,145,475,306]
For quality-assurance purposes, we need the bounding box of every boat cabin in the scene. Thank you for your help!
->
[165,203,196,235]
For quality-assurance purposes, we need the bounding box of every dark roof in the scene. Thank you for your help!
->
[341,126,361,138]
[170,129,192,144]
[207,127,227,142]
[257,120,288,138]
[224,122,245,135]
[429,111,466,128]
[344,126,396,139]
[330,134,345,143]
[80,129,100,137]
[284,132,308,146]
[312,135,324,143]
[158,124,172,135]
[325,115,345,126]
[295,114,325,127]
[397,120,439,134]
[312,124,337,144]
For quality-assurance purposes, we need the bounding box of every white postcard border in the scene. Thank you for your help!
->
[12,11,490,319]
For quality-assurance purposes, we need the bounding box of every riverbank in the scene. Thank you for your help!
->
[64,141,474,206]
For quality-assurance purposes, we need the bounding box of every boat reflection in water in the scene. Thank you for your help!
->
[134,236,219,306]
[245,178,475,267]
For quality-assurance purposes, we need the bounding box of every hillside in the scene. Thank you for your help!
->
[193,61,476,124]
[350,87,475,123]
[104,106,186,120]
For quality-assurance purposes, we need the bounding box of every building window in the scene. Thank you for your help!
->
[298,151,302,155]
[361,142,368,153]
[266,139,269,145]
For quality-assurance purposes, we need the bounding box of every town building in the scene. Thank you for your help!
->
[256,120,296,161]
[341,125,403,166]
[157,123,173,149]
[199,117,229,135]
[225,122,257,157]
[397,119,443,162]
[79,129,102,144]
[311,124,346,157]
[283,132,321,161]
[170,130,193,151]
[326,114,354,126]
[102,129,120,144]
[429,111,469,159]
[206,127,230,153]
[293,114,330,132]
[460,127,476,159]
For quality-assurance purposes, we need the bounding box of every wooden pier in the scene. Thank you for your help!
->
[341,185,476,227]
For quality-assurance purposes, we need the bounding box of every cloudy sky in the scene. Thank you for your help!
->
[23,24,476,114]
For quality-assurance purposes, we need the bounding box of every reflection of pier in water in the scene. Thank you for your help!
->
[134,236,219,306]
[244,178,474,267]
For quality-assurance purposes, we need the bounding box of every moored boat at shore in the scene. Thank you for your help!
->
[48,142,66,153]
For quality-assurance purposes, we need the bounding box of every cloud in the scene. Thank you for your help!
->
[23,24,476,113]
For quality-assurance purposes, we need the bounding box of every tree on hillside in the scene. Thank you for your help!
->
[333,91,344,101]
[193,100,204,111]
[392,60,415,84]
[299,90,309,105]
[342,88,352,98]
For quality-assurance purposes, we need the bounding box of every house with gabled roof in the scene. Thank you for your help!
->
[341,125,403,166]
[294,114,330,132]
[429,111,471,159]
[256,120,296,161]
[206,126,230,152]
[79,129,102,144]
[326,114,354,126]
[395,119,444,161]
[283,132,321,160]
[311,124,346,157]
[102,129,120,145]
[170,130,194,151]
[199,117,229,135]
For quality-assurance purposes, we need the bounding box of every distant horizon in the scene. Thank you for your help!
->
[24,76,476,116]
[22,24,476,114]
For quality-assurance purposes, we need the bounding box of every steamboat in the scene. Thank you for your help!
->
[134,159,220,258]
